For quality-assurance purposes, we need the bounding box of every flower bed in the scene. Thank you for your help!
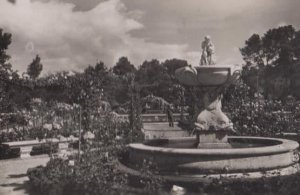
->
[223,82,300,136]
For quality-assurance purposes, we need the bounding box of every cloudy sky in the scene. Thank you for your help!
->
[0,0,300,74]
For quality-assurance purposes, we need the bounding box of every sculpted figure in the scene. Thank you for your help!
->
[200,35,215,65]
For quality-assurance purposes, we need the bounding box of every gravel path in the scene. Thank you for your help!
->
[0,156,49,195]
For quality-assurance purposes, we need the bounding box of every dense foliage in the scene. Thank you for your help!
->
[183,173,300,195]
[26,111,156,195]
[27,55,43,80]
[240,25,300,99]
[223,80,300,136]
[27,148,126,195]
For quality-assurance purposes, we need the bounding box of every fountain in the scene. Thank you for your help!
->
[119,36,299,183]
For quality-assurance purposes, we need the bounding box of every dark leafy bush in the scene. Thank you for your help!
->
[137,160,166,194]
[27,143,127,195]
[30,142,58,156]
[0,144,20,159]
[27,159,71,195]
[223,81,300,136]
[189,172,300,195]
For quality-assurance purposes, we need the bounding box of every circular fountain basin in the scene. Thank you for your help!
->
[120,136,299,182]
[175,65,240,86]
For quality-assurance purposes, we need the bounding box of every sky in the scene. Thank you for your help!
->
[0,0,300,74]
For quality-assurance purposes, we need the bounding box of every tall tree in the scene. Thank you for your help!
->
[240,34,264,66]
[0,29,12,65]
[27,55,43,80]
[0,29,13,112]
[113,57,136,76]
[240,25,300,99]
[136,59,163,84]
[240,25,297,68]
[136,59,175,103]
[0,29,25,114]
[162,58,189,80]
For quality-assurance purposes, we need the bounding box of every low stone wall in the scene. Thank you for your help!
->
[275,131,300,143]
[142,122,189,140]
[118,113,189,123]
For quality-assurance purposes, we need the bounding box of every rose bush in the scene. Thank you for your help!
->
[223,81,299,136]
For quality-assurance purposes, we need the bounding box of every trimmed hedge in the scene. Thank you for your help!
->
[0,144,20,159]
[30,143,59,156]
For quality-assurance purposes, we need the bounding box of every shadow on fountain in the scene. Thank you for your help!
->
[143,136,282,149]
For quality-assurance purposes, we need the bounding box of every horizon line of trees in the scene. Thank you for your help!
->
[1,25,300,116]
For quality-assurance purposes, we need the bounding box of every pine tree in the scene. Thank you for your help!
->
[27,55,43,80]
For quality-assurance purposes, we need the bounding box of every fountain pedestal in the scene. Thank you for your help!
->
[196,130,231,148]
[175,65,240,146]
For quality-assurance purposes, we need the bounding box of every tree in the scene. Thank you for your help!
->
[162,58,189,78]
[240,34,264,66]
[27,55,43,80]
[0,29,12,65]
[136,59,164,85]
[262,25,296,67]
[113,57,136,76]
[94,61,107,74]
[84,61,108,88]
[293,31,300,60]
[240,25,300,99]
[0,29,17,113]
[63,61,110,131]
[240,25,297,67]
[136,59,176,104]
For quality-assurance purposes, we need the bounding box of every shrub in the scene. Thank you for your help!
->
[0,144,20,159]
[223,81,299,136]
[27,159,71,195]
[190,172,300,195]
[27,143,127,195]
[30,143,58,156]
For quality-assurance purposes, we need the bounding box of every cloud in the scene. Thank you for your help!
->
[2,0,299,73]
[0,0,196,73]
[124,0,300,66]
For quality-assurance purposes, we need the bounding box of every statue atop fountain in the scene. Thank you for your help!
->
[200,35,215,65]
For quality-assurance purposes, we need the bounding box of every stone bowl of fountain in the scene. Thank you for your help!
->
[174,65,239,86]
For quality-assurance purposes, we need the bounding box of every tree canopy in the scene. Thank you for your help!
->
[113,57,136,76]
[0,28,11,65]
[240,25,300,99]
[240,25,298,68]
[27,55,43,80]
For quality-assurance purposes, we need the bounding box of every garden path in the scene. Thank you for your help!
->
[0,155,49,195]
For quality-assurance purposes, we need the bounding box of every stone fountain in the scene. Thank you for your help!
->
[119,37,299,183]
[175,64,240,149]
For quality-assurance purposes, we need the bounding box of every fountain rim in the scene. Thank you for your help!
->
[176,64,240,73]
[128,136,299,156]
[174,64,242,86]
[193,64,236,68]
[179,64,241,70]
